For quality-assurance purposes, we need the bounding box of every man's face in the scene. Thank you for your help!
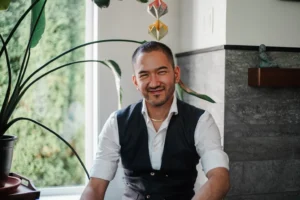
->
[132,50,180,107]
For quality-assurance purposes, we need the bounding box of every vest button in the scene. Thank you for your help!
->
[146,195,151,199]
[165,174,168,177]
[150,172,155,176]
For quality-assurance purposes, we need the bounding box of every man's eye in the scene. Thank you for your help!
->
[158,71,167,74]
[140,74,148,78]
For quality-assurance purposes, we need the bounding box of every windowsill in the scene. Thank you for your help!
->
[40,195,80,200]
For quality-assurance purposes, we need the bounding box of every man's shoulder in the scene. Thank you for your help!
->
[116,100,143,117]
[177,99,205,114]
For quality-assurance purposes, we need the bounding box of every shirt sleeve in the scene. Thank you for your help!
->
[90,112,121,181]
[194,111,229,175]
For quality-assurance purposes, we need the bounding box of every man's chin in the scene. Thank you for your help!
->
[148,99,167,107]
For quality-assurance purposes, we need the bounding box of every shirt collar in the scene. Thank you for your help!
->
[141,94,178,123]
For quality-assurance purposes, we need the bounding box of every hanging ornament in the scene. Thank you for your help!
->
[148,20,168,41]
[147,0,168,18]
[147,0,168,40]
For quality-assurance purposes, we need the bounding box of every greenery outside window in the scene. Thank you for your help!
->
[0,0,90,194]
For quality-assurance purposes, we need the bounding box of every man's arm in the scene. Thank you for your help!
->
[80,178,109,200]
[81,112,120,199]
[192,167,230,200]
[194,111,230,200]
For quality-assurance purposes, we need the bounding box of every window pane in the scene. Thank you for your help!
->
[0,0,86,187]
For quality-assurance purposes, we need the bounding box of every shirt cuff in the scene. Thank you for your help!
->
[200,149,229,175]
[90,159,118,181]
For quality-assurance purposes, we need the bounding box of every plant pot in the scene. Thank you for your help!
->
[0,135,17,188]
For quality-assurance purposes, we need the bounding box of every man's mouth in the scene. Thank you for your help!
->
[148,88,164,95]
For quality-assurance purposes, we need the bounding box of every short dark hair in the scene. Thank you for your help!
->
[132,41,175,68]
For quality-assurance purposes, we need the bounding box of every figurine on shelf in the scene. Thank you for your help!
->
[259,44,278,68]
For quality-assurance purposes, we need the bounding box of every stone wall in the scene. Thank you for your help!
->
[177,49,226,189]
[225,50,300,199]
[176,47,300,199]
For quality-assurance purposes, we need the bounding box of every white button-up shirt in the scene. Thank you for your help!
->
[90,96,229,181]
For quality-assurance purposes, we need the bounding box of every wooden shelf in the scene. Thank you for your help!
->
[248,67,300,87]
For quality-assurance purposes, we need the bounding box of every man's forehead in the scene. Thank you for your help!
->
[132,50,172,72]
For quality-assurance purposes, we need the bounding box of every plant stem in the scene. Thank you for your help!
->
[3,60,107,129]
[21,39,146,90]
[17,0,47,87]
[3,40,145,132]
[1,0,47,134]
[22,60,107,97]
[0,35,12,135]
[4,117,90,179]
[20,50,31,86]
[0,0,41,58]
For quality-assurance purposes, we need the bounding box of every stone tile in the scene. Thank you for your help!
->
[225,50,300,102]
[225,137,298,161]
[178,49,300,198]
[228,160,300,195]
[225,191,300,200]
[225,101,300,125]
[294,137,300,159]
[224,124,300,138]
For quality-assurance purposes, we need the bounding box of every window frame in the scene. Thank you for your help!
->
[40,0,99,197]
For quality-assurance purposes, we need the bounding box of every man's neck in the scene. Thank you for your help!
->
[146,96,174,121]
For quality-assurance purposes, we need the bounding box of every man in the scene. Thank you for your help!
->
[81,41,230,200]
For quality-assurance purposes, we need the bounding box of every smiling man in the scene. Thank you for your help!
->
[81,41,230,200]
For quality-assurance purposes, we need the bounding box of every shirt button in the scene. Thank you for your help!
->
[146,195,151,199]
[150,172,155,176]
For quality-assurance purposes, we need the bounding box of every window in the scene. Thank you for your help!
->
[0,0,97,196]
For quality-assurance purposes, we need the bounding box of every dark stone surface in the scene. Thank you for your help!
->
[225,191,300,200]
[225,101,300,125]
[225,136,300,161]
[225,124,300,138]
[177,48,300,199]
[228,160,300,196]
[225,49,300,198]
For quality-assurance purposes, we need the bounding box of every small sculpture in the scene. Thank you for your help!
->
[259,44,278,68]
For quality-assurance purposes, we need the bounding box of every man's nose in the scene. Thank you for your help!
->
[149,74,160,88]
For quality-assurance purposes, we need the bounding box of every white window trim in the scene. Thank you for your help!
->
[40,0,99,198]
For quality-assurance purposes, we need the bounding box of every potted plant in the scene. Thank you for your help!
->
[0,0,214,189]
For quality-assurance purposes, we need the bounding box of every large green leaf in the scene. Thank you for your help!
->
[178,80,215,103]
[30,0,46,48]
[102,60,123,109]
[175,83,183,101]
[93,0,110,8]
[137,0,149,3]
[0,0,11,10]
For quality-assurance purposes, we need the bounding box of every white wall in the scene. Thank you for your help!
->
[97,0,180,128]
[179,0,227,52]
[227,0,300,47]
[96,1,180,199]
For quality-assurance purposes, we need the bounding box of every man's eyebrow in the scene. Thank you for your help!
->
[138,70,148,74]
[138,66,168,74]
[157,66,168,71]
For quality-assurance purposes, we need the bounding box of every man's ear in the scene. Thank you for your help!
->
[174,66,181,83]
[132,75,138,89]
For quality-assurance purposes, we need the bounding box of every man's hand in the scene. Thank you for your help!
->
[192,167,230,200]
[80,177,109,200]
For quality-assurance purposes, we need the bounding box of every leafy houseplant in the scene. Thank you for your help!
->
[0,0,214,188]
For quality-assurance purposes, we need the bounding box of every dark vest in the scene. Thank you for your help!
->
[117,99,205,200]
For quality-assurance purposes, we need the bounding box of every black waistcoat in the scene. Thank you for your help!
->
[117,99,205,200]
